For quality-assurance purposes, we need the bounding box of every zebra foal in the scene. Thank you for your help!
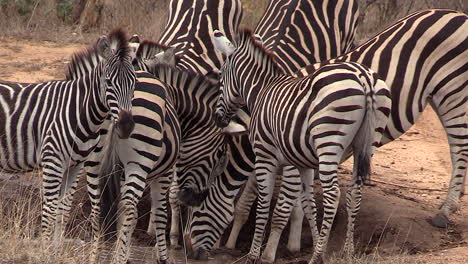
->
[213,29,392,263]
[0,29,136,241]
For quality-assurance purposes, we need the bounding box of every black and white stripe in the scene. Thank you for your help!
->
[84,71,180,264]
[295,9,468,228]
[0,29,136,243]
[132,41,228,249]
[213,29,392,263]
[188,0,360,258]
[158,0,242,74]
[255,0,359,74]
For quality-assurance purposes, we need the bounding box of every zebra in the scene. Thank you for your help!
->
[212,28,392,263]
[188,8,468,259]
[154,0,243,249]
[0,28,136,242]
[255,0,359,74]
[82,70,180,264]
[225,7,467,259]
[130,40,230,248]
[224,0,361,255]
[159,0,243,75]
[294,9,468,229]
[80,39,227,262]
[187,0,360,258]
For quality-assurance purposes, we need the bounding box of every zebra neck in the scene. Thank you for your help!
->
[76,72,109,132]
[239,64,285,113]
[153,66,219,128]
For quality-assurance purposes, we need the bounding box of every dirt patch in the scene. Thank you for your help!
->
[0,39,81,82]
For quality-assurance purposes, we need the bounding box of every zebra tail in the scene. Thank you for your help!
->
[352,89,377,184]
[99,123,123,240]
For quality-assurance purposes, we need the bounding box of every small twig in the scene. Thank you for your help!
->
[27,0,42,29]
[371,179,446,192]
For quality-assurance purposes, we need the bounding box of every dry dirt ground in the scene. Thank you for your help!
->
[0,39,467,264]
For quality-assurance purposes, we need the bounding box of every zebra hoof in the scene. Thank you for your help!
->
[211,247,243,257]
[431,212,449,228]
[158,258,175,264]
[245,255,260,264]
[187,247,209,260]
[310,254,325,264]
[171,244,182,250]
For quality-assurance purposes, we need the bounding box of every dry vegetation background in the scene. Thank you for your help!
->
[0,0,465,43]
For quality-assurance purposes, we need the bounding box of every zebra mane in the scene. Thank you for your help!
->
[65,28,130,80]
[236,28,282,74]
[136,40,180,64]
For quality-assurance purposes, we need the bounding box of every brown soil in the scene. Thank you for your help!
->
[0,39,466,264]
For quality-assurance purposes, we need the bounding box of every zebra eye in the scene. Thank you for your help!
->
[105,78,113,87]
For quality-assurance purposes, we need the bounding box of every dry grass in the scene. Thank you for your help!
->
[0,171,93,264]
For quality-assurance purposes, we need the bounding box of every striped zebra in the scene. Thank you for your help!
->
[159,0,242,74]
[82,70,180,264]
[187,0,360,258]
[294,9,468,228]
[212,28,392,263]
[0,29,136,242]
[225,0,360,255]
[156,3,242,248]
[86,39,229,262]
[158,0,242,235]
[188,7,468,259]
[130,41,229,248]
[255,0,359,74]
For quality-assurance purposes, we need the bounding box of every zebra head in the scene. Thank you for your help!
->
[212,30,244,128]
[132,40,178,71]
[95,30,137,139]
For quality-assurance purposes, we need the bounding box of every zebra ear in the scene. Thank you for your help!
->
[254,34,263,44]
[205,69,221,85]
[222,120,248,135]
[154,47,176,66]
[212,151,229,177]
[96,36,112,59]
[213,30,235,56]
[145,47,176,68]
[128,34,140,61]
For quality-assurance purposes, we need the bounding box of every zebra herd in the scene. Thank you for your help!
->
[0,0,466,264]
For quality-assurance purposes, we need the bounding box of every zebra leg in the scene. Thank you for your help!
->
[149,171,174,264]
[261,166,302,263]
[54,165,82,242]
[225,174,258,249]
[41,161,67,241]
[247,158,279,263]
[86,163,103,263]
[167,171,182,249]
[284,166,304,253]
[288,197,305,251]
[430,102,468,228]
[301,169,319,246]
[343,162,363,257]
[113,165,147,264]
[304,164,340,264]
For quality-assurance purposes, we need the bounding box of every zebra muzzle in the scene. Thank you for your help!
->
[214,111,229,128]
[116,110,135,139]
[184,233,209,260]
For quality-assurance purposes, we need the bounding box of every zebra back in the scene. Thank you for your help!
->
[158,0,243,74]
[295,9,467,142]
[255,0,359,74]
